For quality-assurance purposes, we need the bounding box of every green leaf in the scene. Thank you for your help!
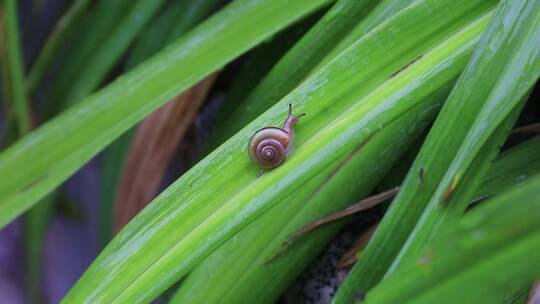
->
[475,135,540,202]
[25,0,92,94]
[318,0,416,68]
[388,104,526,270]
[59,0,167,107]
[98,0,223,248]
[169,1,495,302]
[0,0,30,135]
[210,11,322,126]
[44,0,134,116]
[170,95,443,304]
[334,1,540,300]
[0,0,331,229]
[378,135,540,205]
[393,0,540,267]
[125,0,224,69]
[64,0,495,302]
[0,2,47,303]
[208,0,382,146]
[364,174,540,304]
[388,0,540,270]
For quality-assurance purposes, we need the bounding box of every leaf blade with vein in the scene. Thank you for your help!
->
[0,0,331,229]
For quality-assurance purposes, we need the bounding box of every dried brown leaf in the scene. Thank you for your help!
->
[114,74,217,231]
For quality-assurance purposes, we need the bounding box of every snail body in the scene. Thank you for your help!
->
[248,105,304,169]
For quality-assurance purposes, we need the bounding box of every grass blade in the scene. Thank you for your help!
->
[171,100,438,303]
[0,0,331,229]
[114,75,217,231]
[171,6,497,301]
[308,134,540,270]
[387,0,540,271]
[475,135,540,202]
[44,0,133,116]
[98,0,224,247]
[25,0,92,94]
[334,1,540,300]
[318,0,416,68]
[208,0,381,146]
[64,0,496,301]
[59,0,167,107]
[211,12,321,127]
[364,174,540,303]
[0,2,46,303]
[126,0,224,69]
[0,0,30,135]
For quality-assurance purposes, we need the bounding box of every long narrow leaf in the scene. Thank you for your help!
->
[287,134,540,272]
[44,0,133,116]
[334,1,540,300]
[126,0,224,69]
[170,2,496,303]
[98,0,224,247]
[388,0,540,270]
[211,12,320,125]
[170,98,442,304]
[25,0,92,94]
[60,0,167,107]
[0,0,331,229]
[0,1,45,303]
[114,75,217,231]
[64,0,496,302]
[208,0,381,146]
[364,174,540,304]
[475,135,540,201]
[318,0,416,68]
[377,135,540,205]
[0,0,30,135]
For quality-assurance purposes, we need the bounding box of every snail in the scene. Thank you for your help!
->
[248,104,305,169]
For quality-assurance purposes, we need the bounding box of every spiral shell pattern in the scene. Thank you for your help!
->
[248,127,290,169]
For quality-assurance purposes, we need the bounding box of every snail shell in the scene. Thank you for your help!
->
[248,105,303,169]
[248,127,291,169]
